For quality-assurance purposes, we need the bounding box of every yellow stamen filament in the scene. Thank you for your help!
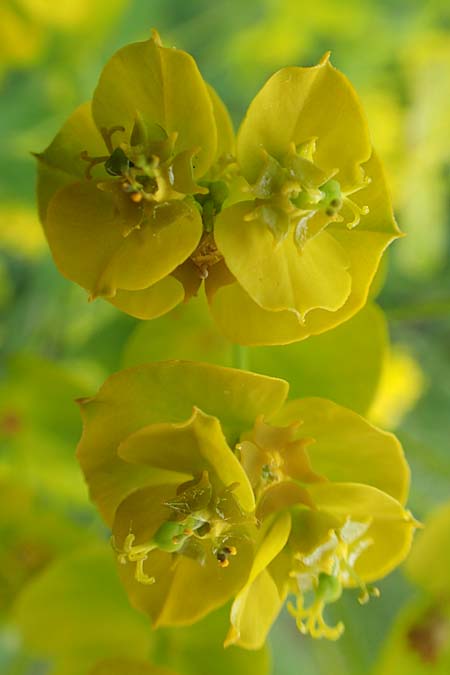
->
[135,557,155,585]
[288,597,344,640]
[112,533,156,585]
[343,197,370,229]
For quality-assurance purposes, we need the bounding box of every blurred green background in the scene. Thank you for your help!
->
[0,1,449,674]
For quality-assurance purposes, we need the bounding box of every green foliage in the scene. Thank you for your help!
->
[13,546,270,675]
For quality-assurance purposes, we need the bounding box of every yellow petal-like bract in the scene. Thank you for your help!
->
[76,362,415,643]
[37,33,399,344]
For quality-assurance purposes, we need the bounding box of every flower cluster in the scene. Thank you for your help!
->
[37,31,400,345]
[77,362,416,644]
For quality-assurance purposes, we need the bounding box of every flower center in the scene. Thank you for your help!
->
[246,139,370,247]
[80,119,208,206]
[287,517,379,639]
[112,471,244,586]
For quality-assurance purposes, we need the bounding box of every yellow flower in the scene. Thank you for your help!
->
[226,396,417,647]
[37,33,399,345]
[209,54,401,344]
[36,30,233,321]
[77,362,415,638]
[76,362,283,626]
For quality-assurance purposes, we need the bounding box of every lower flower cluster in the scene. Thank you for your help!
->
[77,361,416,648]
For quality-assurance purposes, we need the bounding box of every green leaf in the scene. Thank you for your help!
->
[249,303,387,415]
[89,660,178,675]
[153,604,271,675]
[121,295,230,369]
[13,545,152,667]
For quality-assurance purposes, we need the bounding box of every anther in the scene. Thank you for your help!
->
[216,543,238,567]
[130,192,143,203]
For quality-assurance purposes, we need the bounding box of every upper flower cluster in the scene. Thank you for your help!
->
[37,30,400,345]
[77,362,416,644]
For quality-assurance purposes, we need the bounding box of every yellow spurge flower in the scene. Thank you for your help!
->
[209,53,401,344]
[37,32,399,345]
[77,362,415,637]
[226,397,417,647]
[36,30,233,320]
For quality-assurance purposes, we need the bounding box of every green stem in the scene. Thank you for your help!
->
[232,344,249,370]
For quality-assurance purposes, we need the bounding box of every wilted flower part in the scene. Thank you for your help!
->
[76,363,415,638]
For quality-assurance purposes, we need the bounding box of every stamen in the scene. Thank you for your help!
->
[135,557,155,585]
[343,197,369,229]
[112,533,157,586]
[215,543,238,567]
[287,596,344,640]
